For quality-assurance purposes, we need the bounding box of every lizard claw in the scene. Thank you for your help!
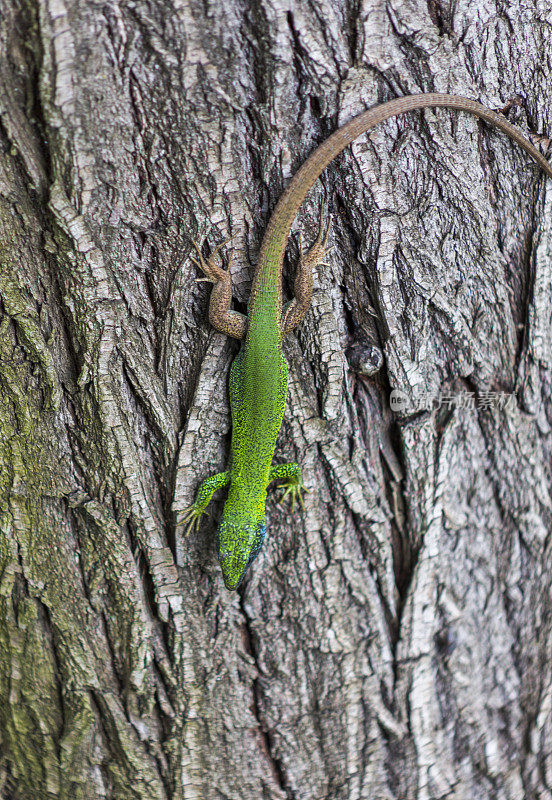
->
[299,199,331,271]
[277,479,309,513]
[211,235,235,258]
[314,198,331,249]
[182,503,209,536]
[190,237,234,282]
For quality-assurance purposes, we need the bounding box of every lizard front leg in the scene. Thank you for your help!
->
[281,202,331,337]
[191,240,247,339]
[182,471,231,534]
[269,463,308,512]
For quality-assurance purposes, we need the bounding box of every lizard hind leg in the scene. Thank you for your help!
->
[190,239,248,340]
[281,200,332,337]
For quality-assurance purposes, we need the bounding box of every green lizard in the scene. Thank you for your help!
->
[183,93,552,590]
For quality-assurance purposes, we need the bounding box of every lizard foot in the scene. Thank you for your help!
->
[181,471,230,535]
[190,237,234,283]
[276,477,309,513]
[181,503,210,536]
[299,199,332,271]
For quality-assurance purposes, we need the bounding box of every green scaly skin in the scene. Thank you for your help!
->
[184,93,552,590]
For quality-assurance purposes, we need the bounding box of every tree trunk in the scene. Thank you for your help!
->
[1,0,551,798]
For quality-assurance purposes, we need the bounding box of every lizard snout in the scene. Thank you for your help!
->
[217,517,267,590]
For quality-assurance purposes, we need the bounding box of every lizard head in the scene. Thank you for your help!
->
[216,516,267,590]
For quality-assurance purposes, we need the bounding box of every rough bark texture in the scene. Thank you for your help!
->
[1,0,552,798]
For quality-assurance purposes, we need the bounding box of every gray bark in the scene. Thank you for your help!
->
[1,0,551,798]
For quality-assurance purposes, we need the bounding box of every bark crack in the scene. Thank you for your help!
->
[238,592,293,800]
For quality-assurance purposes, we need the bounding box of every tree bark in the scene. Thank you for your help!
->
[1,0,552,798]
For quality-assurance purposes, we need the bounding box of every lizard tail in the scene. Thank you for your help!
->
[252,92,552,300]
